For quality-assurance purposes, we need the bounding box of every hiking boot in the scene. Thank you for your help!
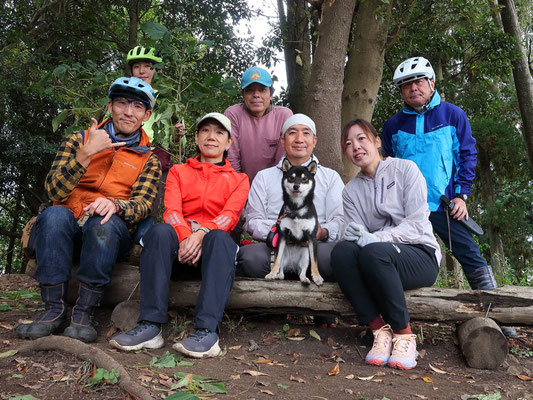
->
[16,282,68,339]
[173,329,220,358]
[365,324,393,366]
[63,283,103,343]
[109,321,164,351]
[465,265,497,290]
[388,333,418,370]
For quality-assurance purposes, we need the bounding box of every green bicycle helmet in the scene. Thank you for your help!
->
[126,46,162,65]
[108,77,156,109]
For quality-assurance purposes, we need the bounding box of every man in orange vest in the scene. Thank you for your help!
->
[16,77,162,343]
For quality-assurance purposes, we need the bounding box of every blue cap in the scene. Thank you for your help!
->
[241,67,272,89]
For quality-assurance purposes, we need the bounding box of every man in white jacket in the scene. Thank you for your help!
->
[238,114,344,284]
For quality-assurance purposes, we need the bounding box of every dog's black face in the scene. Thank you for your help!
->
[281,159,317,208]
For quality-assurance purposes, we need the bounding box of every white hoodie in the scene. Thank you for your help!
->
[343,157,442,265]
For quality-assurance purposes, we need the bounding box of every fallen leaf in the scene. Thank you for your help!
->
[287,336,305,341]
[409,374,419,380]
[327,363,340,376]
[234,355,244,360]
[287,328,300,336]
[422,376,433,383]
[415,394,428,399]
[327,337,341,349]
[230,374,240,380]
[257,380,269,386]
[229,345,242,350]
[105,326,118,338]
[517,374,533,381]
[376,371,386,376]
[277,383,288,389]
[260,389,274,395]
[344,374,354,380]
[429,363,450,374]
[309,329,321,341]
[254,358,273,364]
[357,375,375,381]
[418,349,426,359]
[138,375,152,382]
[243,370,268,376]
[290,375,306,383]
[0,323,13,330]
[0,349,17,358]
[373,379,383,383]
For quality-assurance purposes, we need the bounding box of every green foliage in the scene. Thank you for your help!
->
[84,368,120,388]
[169,372,227,397]
[149,351,194,368]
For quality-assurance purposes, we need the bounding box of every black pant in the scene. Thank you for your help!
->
[138,223,237,332]
[331,241,438,331]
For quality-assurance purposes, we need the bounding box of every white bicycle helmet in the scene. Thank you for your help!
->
[393,57,435,88]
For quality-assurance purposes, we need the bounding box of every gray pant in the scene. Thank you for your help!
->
[237,242,336,282]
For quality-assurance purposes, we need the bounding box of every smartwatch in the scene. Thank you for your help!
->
[454,193,469,202]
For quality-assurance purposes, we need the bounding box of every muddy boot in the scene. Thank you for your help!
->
[16,282,68,339]
[63,283,103,343]
[465,265,497,290]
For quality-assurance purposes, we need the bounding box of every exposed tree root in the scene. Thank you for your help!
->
[18,335,152,400]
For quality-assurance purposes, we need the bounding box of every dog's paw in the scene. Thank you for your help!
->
[312,275,324,286]
[265,272,276,280]
[300,277,311,285]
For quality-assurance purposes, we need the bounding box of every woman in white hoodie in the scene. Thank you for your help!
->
[331,119,441,370]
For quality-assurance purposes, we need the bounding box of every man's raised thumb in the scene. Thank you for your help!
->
[88,118,99,132]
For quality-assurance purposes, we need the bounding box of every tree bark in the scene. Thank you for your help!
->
[498,0,533,173]
[127,0,140,48]
[339,0,391,182]
[280,0,312,113]
[305,0,356,172]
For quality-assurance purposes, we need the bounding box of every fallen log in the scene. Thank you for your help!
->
[26,261,533,325]
[457,317,508,369]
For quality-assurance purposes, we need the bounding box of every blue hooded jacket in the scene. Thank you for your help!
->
[382,90,477,211]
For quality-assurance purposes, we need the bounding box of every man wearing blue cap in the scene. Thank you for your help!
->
[224,66,293,183]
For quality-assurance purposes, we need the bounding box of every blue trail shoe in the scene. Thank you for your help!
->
[109,321,164,351]
[172,329,220,358]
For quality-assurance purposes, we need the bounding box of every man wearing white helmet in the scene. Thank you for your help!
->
[381,56,496,292]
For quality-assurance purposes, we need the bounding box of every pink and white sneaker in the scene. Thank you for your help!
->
[388,333,418,370]
[365,324,393,366]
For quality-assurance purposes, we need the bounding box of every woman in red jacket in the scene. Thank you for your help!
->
[110,113,250,358]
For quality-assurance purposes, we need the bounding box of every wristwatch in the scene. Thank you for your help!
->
[198,226,210,234]
[454,193,469,202]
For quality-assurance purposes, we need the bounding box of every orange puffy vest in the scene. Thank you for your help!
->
[55,119,152,218]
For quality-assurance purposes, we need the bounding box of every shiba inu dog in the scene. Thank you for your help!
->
[265,159,323,285]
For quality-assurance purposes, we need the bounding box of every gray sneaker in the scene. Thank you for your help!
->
[109,321,164,351]
[172,329,220,358]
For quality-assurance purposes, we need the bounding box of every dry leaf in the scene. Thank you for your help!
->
[0,323,13,330]
[429,363,449,374]
[138,375,152,382]
[415,395,428,399]
[234,355,244,360]
[260,389,274,395]
[517,374,533,381]
[159,379,174,388]
[409,374,419,380]
[372,379,383,383]
[290,375,306,383]
[357,375,375,381]
[287,336,305,341]
[422,376,433,383]
[376,371,386,376]
[344,374,354,380]
[229,345,242,350]
[254,358,273,364]
[243,370,268,376]
[418,349,426,359]
[287,328,301,336]
[257,380,270,386]
[327,363,340,376]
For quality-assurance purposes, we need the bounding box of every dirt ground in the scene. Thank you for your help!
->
[1,274,532,400]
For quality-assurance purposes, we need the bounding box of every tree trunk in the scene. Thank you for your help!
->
[280,0,312,113]
[340,0,391,182]
[5,190,23,274]
[477,144,505,280]
[498,0,533,173]
[127,0,140,48]
[305,0,356,172]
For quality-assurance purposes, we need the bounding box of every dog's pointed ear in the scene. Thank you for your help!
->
[282,158,292,172]
[307,160,318,175]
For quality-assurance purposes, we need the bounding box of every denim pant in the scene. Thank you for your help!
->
[331,241,438,331]
[138,224,238,332]
[430,211,487,274]
[33,206,131,288]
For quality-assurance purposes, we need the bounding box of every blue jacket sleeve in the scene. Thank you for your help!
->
[452,108,477,195]
[381,119,394,157]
